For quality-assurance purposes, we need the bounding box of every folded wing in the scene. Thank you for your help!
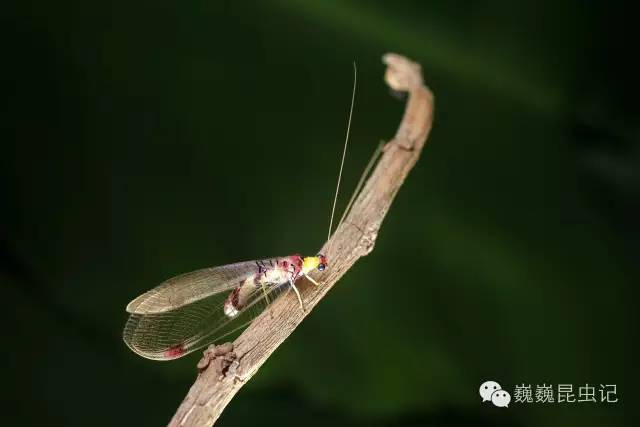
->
[123,259,289,360]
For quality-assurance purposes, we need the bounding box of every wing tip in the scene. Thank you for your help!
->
[125,300,137,314]
[125,293,172,314]
[125,298,151,314]
[122,318,190,361]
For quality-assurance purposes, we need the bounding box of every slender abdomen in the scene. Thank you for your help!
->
[223,255,303,318]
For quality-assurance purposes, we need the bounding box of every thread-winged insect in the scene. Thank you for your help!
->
[123,64,381,360]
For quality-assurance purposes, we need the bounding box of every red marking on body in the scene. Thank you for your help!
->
[288,254,303,266]
[318,254,328,266]
[287,254,304,277]
[164,343,186,358]
[281,260,288,269]
[228,286,241,308]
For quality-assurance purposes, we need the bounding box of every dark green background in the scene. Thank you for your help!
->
[2,1,637,426]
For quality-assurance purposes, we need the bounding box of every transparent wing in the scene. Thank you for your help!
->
[123,280,290,360]
[126,260,268,314]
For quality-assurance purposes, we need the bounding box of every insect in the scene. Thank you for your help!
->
[123,64,382,360]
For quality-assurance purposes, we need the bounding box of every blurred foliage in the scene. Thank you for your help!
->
[1,0,638,426]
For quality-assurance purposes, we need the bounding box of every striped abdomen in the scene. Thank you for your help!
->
[223,255,303,318]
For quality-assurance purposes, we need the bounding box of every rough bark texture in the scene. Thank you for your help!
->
[168,52,434,427]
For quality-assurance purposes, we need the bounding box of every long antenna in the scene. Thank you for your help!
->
[327,62,357,242]
[336,140,384,230]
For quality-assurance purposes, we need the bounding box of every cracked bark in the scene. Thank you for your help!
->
[168,52,434,427]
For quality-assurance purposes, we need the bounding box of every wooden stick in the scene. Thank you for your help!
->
[168,52,434,427]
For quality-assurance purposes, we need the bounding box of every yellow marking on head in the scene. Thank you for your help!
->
[302,256,320,275]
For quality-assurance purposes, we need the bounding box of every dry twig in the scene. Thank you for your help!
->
[168,52,434,427]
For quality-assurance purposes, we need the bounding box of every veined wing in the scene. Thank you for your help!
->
[126,260,267,314]
[123,278,290,360]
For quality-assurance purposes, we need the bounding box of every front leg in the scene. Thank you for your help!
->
[304,274,321,287]
[289,279,306,312]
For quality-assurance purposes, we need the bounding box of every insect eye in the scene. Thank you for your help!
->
[317,263,326,271]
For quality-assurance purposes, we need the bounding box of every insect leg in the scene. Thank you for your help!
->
[261,282,276,319]
[261,281,271,305]
[304,274,321,287]
[289,279,305,312]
